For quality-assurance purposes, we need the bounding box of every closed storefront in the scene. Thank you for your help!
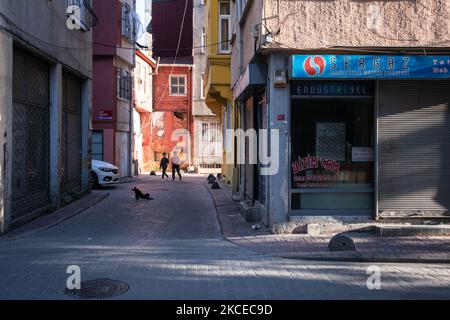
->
[60,71,83,196]
[11,47,51,219]
[289,54,450,218]
[377,80,450,217]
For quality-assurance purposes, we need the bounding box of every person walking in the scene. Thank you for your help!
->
[160,153,170,180]
[171,151,182,181]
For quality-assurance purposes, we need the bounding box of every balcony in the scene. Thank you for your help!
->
[67,0,99,31]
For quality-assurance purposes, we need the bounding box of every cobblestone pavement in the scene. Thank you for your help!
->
[0,176,449,299]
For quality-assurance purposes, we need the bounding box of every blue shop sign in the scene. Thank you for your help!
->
[291,55,450,79]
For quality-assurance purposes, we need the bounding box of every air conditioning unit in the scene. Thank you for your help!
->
[274,69,287,88]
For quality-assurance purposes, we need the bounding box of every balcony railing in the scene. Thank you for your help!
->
[67,0,99,31]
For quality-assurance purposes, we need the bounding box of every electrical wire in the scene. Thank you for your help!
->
[156,0,189,106]
[270,40,450,55]
[0,11,230,53]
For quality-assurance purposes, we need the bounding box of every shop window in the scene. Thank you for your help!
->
[290,89,374,211]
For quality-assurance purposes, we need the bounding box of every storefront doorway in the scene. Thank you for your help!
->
[290,81,375,215]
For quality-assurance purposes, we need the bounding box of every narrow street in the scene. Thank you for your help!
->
[0,176,449,300]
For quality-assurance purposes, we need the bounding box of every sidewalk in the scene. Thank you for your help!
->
[1,191,109,241]
[205,181,450,264]
[118,175,143,184]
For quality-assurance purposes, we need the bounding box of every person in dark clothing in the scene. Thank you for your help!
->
[160,153,170,180]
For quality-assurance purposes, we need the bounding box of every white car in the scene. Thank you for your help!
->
[91,159,120,187]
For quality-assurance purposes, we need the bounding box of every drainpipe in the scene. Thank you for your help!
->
[375,81,380,220]
[129,0,137,177]
[238,0,243,76]
[129,69,134,177]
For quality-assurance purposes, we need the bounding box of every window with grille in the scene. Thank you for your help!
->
[122,3,135,42]
[170,75,186,96]
[67,0,98,31]
[199,121,222,157]
[117,68,132,101]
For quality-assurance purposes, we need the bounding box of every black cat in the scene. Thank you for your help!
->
[132,187,154,200]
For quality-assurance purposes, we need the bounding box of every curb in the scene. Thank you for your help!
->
[280,254,450,264]
[203,180,450,265]
[203,181,228,241]
[117,176,142,184]
[1,192,110,241]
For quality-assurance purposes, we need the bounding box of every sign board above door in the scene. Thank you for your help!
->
[291,55,450,79]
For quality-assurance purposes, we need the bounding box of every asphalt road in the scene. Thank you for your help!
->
[0,176,449,300]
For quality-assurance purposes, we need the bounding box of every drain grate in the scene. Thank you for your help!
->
[65,278,129,299]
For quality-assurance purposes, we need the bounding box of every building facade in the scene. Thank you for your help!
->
[151,63,194,169]
[0,0,97,233]
[193,0,222,174]
[231,0,450,227]
[134,50,156,173]
[92,0,138,178]
[133,0,155,173]
[151,0,194,170]
[204,0,237,186]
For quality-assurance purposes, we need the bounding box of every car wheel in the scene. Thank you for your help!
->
[90,172,99,189]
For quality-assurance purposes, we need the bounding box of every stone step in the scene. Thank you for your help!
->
[273,216,450,236]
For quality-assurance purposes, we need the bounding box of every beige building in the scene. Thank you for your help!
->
[231,0,450,228]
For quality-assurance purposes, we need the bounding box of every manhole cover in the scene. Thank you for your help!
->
[65,278,129,299]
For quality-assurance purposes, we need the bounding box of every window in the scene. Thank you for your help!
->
[122,3,135,42]
[170,75,187,96]
[92,131,103,161]
[136,62,142,92]
[200,121,222,157]
[290,86,375,211]
[143,66,147,94]
[200,73,205,100]
[218,1,231,53]
[117,68,132,101]
[201,27,206,53]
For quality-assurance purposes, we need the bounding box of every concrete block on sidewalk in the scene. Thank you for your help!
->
[208,176,216,184]
[329,234,356,252]
[240,201,261,222]
[211,182,221,190]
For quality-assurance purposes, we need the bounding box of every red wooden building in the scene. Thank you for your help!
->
[150,62,194,168]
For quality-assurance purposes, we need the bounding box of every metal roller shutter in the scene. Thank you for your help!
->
[60,71,82,196]
[378,80,450,217]
[12,47,51,219]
